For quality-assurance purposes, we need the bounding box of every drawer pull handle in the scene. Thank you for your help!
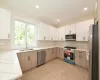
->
[28,56,30,61]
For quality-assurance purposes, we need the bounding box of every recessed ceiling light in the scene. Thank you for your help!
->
[84,8,88,11]
[57,19,60,22]
[36,5,39,9]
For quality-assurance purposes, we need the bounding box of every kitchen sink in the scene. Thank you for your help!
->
[19,48,34,51]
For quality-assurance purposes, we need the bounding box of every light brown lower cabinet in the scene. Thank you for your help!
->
[75,50,88,68]
[57,47,64,59]
[46,49,51,62]
[46,48,57,62]
[17,51,37,72]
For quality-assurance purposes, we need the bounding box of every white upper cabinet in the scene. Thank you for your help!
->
[38,23,45,40]
[38,23,57,41]
[0,8,11,39]
[66,25,70,35]
[76,19,94,41]
[38,23,50,40]
[58,26,65,41]
[66,24,76,35]
[50,26,57,41]
[70,24,76,34]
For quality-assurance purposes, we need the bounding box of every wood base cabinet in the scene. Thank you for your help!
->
[57,47,64,59]
[46,49,52,62]
[17,51,37,72]
[75,50,88,68]
[46,48,57,62]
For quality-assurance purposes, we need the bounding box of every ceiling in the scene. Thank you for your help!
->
[1,0,96,27]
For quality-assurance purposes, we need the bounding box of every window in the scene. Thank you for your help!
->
[14,20,36,49]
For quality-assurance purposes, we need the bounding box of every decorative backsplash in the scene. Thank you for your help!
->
[0,39,88,50]
[57,41,89,50]
[0,39,11,50]
[37,40,57,47]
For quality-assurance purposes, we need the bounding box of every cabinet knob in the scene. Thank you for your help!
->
[83,37,85,41]
[44,37,46,40]
[8,34,10,38]
[28,56,30,61]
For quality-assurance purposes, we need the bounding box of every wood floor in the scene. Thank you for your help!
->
[21,59,88,80]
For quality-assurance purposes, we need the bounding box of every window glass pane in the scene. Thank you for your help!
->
[27,24,35,46]
[15,21,25,47]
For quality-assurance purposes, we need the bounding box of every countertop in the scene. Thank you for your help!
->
[75,49,89,52]
[0,46,89,80]
[17,46,62,53]
[0,46,61,80]
[0,50,22,80]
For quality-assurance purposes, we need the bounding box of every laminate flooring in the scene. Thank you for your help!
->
[21,59,88,80]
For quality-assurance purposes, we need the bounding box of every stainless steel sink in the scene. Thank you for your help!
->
[19,48,34,51]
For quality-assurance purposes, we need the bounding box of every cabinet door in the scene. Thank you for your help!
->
[50,26,56,40]
[60,48,64,59]
[0,8,11,39]
[81,52,87,68]
[66,25,71,35]
[44,25,50,40]
[57,47,60,58]
[75,51,80,65]
[83,19,94,41]
[70,24,76,34]
[76,19,94,41]
[30,51,37,68]
[46,49,50,62]
[38,24,45,40]
[46,49,52,61]
[58,26,65,41]
[51,48,57,59]
[38,23,50,40]
[76,22,85,41]
[54,48,57,58]
[57,28,59,40]
[17,53,29,72]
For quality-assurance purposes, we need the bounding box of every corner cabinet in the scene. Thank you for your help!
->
[17,51,37,72]
[0,8,11,39]
[76,19,94,41]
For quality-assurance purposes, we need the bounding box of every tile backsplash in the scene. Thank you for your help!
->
[37,40,57,47]
[57,41,89,50]
[0,39,11,50]
[0,39,89,50]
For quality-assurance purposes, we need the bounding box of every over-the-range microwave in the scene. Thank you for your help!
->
[65,34,76,41]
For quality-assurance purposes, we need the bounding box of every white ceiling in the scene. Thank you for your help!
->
[1,0,96,27]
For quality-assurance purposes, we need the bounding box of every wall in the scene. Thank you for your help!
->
[57,41,89,50]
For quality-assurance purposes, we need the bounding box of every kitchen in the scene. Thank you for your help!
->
[0,0,99,80]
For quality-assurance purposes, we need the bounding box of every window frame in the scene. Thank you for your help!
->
[12,19,37,49]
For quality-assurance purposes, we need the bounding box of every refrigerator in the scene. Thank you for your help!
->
[89,21,99,80]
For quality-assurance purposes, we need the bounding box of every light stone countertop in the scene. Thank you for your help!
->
[0,50,22,80]
[0,46,62,80]
[75,49,89,52]
[0,46,88,80]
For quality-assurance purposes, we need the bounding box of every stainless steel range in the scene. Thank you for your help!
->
[64,46,76,65]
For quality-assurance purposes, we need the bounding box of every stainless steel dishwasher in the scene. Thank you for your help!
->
[37,50,46,66]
